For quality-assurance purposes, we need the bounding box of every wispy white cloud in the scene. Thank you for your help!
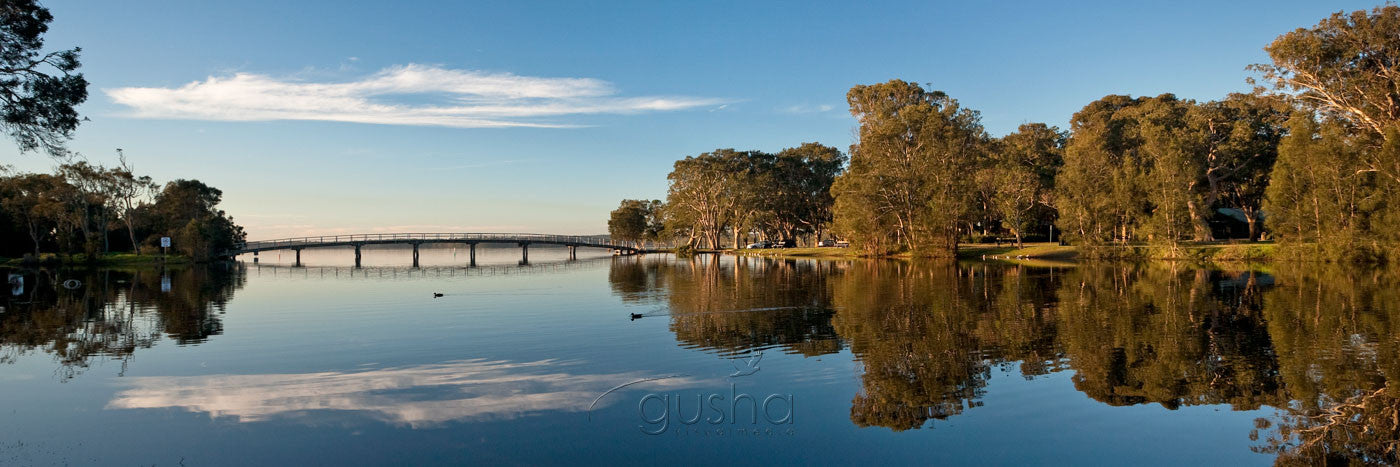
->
[778,103,835,114]
[105,64,727,128]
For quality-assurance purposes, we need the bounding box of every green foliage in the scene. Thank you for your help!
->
[1252,4,1400,143]
[980,123,1065,247]
[0,0,87,156]
[608,199,660,248]
[1264,112,1389,263]
[0,172,68,256]
[1249,4,1400,262]
[1055,93,1288,248]
[831,80,987,255]
[1054,95,1150,245]
[662,144,844,249]
[0,169,244,262]
[153,180,246,261]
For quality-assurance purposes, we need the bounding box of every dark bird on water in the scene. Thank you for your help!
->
[630,313,644,320]
[433,293,444,298]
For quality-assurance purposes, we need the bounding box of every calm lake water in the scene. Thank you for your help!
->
[2,246,1397,465]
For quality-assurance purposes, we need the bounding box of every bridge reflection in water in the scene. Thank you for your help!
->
[249,256,614,278]
[228,233,644,267]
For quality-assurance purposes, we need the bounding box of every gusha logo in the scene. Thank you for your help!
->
[729,351,761,377]
[588,350,795,436]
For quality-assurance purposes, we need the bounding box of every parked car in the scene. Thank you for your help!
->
[745,241,772,249]
[819,239,836,247]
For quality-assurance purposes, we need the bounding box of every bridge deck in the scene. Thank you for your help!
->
[230,233,638,255]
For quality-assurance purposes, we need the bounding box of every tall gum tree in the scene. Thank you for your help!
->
[985,123,1065,247]
[832,80,986,255]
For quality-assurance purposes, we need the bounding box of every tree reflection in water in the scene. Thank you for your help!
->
[0,264,245,380]
[609,254,842,357]
[610,256,1400,464]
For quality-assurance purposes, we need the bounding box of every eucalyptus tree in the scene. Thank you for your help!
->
[665,149,755,249]
[1057,94,1282,246]
[1195,94,1289,241]
[1252,4,1400,259]
[151,179,246,260]
[0,0,87,156]
[1264,112,1383,260]
[57,161,114,254]
[609,199,650,248]
[1055,95,1150,244]
[110,156,159,253]
[0,172,68,256]
[720,150,774,248]
[769,143,845,244]
[832,80,986,255]
[985,123,1064,247]
[1123,95,1207,245]
[1251,4,1400,146]
[609,199,663,249]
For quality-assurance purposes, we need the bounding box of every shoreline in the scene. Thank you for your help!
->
[720,241,1281,263]
[1,253,193,268]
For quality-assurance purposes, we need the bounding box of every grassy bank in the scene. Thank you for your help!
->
[958,243,1080,260]
[728,246,868,259]
[2,252,192,268]
[718,241,1279,263]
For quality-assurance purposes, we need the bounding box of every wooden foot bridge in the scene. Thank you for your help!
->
[226,233,643,267]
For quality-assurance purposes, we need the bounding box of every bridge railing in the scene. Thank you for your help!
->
[235,233,622,252]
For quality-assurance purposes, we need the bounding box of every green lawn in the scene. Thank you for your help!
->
[728,246,863,259]
[2,252,191,267]
[958,242,1079,260]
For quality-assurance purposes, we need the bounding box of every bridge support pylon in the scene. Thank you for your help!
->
[468,243,477,267]
[519,242,529,265]
[354,245,362,268]
[567,245,577,260]
[293,248,302,267]
[411,243,420,268]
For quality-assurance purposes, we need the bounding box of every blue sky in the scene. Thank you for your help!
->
[2,1,1379,238]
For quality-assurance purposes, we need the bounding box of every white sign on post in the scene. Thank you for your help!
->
[160,237,172,248]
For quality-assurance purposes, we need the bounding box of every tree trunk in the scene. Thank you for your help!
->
[1243,209,1259,241]
[27,221,42,257]
[125,219,139,254]
[1186,198,1213,242]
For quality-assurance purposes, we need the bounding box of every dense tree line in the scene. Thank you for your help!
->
[611,143,845,249]
[1054,93,1288,247]
[0,161,246,261]
[615,5,1400,262]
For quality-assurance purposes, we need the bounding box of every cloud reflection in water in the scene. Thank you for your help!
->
[108,359,700,428]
